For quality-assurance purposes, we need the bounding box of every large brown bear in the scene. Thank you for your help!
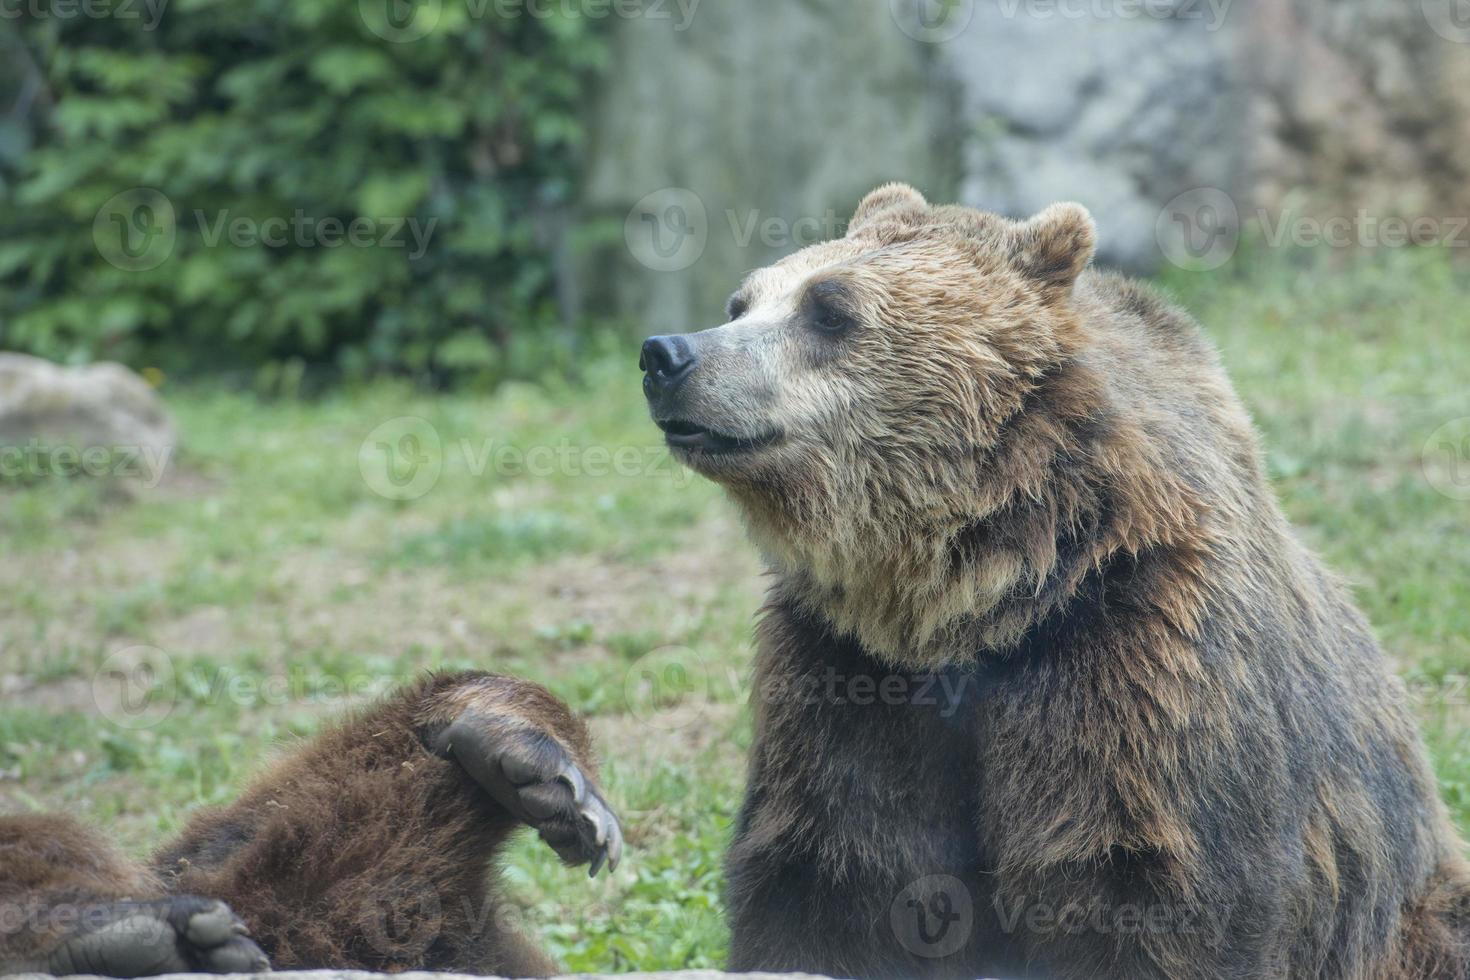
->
[0,672,620,977]
[641,184,1470,978]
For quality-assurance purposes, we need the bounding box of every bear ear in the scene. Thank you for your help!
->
[848,183,929,235]
[1010,203,1096,295]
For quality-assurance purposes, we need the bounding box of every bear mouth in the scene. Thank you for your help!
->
[655,418,783,455]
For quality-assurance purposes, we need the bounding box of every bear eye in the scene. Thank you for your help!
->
[726,294,749,321]
[804,281,858,336]
[813,307,856,334]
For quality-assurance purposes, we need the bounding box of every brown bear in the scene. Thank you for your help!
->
[0,671,620,977]
[640,183,1470,978]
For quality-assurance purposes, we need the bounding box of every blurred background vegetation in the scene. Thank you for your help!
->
[1,0,609,384]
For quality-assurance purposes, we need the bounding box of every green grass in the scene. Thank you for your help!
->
[2,246,1468,971]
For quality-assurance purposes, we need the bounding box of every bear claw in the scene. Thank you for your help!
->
[428,709,624,877]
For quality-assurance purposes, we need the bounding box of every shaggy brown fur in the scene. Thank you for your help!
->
[642,183,1470,978]
[0,671,620,977]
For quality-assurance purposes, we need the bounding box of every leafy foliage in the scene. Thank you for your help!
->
[0,0,608,381]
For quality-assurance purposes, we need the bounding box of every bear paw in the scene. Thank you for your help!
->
[427,710,623,877]
[47,896,270,977]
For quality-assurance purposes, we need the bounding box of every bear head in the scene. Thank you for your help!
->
[641,183,1111,664]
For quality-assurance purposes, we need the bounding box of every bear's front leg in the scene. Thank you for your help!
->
[419,674,622,877]
[155,671,619,977]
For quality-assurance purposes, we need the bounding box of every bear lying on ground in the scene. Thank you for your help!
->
[641,183,1470,979]
[0,672,620,977]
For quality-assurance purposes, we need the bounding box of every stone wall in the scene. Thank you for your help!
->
[574,0,1470,331]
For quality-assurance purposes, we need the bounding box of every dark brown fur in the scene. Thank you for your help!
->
[645,184,1470,978]
[1,671,613,977]
[0,816,170,970]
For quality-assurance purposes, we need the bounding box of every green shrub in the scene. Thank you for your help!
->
[0,0,608,381]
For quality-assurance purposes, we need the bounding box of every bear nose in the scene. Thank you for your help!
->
[640,335,696,398]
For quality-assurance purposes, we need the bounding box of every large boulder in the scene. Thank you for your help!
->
[0,353,177,485]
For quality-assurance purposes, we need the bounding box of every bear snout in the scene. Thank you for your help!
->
[640,334,697,401]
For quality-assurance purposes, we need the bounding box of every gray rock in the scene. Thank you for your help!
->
[0,353,177,484]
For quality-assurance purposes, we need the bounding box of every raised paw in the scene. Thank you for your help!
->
[428,709,623,877]
[46,896,270,977]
